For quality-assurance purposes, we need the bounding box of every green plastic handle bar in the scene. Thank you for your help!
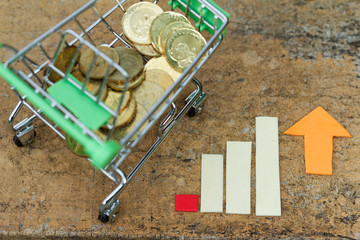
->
[0,62,121,169]
[169,0,229,38]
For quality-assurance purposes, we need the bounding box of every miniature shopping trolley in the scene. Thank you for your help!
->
[0,0,228,223]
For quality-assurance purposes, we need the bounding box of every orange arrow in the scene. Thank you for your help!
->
[284,106,351,175]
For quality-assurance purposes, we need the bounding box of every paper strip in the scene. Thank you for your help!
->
[256,117,281,216]
[226,141,252,214]
[200,154,223,213]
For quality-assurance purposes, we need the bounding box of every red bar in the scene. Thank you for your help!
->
[175,194,199,212]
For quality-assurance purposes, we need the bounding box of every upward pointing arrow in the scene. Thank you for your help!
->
[284,106,351,175]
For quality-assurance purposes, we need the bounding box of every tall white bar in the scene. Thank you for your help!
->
[226,141,252,214]
[255,117,281,216]
[200,154,223,213]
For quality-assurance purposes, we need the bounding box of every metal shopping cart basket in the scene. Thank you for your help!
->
[0,0,228,223]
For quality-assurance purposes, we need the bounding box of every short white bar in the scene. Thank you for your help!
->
[255,117,281,216]
[226,141,252,214]
[200,154,223,213]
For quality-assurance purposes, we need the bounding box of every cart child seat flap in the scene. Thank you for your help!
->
[47,76,111,130]
[0,62,120,169]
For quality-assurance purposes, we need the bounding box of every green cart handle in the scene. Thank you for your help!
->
[169,0,229,37]
[0,57,121,169]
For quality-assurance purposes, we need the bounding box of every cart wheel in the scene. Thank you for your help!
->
[13,134,24,147]
[98,214,109,223]
[188,104,205,117]
[186,91,207,117]
[187,107,196,117]
[98,199,120,224]
[13,131,36,147]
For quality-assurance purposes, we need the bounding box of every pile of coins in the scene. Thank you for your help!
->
[48,1,207,157]
[122,2,207,72]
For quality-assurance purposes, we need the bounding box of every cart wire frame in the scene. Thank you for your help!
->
[0,0,228,223]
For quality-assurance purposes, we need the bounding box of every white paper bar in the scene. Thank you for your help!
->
[200,154,223,213]
[256,117,281,216]
[226,141,252,214]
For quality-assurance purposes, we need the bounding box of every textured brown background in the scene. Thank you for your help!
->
[1,0,360,239]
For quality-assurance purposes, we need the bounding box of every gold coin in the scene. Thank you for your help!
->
[104,90,132,115]
[65,130,107,157]
[112,102,148,142]
[104,91,136,128]
[150,11,190,53]
[66,134,87,157]
[165,28,206,72]
[144,56,181,81]
[145,69,174,90]
[133,43,161,57]
[48,46,80,83]
[107,70,144,91]
[159,22,193,53]
[122,2,163,45]
[71,68,107,101]
[97,86,108,102]
[79,46,119,79]
[121,33,159,57]
[109,47,143,83]
[120,18,161,57]
[121,34,135,47]
[133,80,165,112]
[144,69,173,115]
[144,69,174,114]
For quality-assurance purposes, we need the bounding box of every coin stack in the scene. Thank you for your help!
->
[102,46,147,142]
[46,45,112,101]
[48,1,208,157]
[122,2,163,57]
[116,1,208,140]
[80,45,147,144]
[122,2,207,72]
